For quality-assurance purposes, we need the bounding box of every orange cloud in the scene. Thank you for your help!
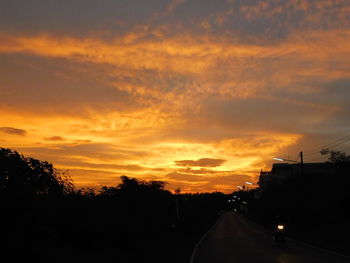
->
[175,158,226,167]
[1,1,350,192]
[0,105,301,192]
[1,29,349,106]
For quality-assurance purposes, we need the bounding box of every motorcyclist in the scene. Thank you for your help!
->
[273,215,285,246]
[273,215,284,226]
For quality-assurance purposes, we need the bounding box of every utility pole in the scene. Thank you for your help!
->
[299,151,304,177]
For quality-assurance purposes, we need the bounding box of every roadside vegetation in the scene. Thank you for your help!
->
[0,147,227,263]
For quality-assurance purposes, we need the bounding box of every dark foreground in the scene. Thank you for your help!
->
[192,211,350,263]
[0,194,223,263]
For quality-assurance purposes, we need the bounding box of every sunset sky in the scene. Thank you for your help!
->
[1,0,350,192]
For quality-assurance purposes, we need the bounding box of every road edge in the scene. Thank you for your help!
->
[189,210,227,263]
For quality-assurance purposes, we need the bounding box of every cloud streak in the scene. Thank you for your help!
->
[0,127,27,136]
[175,158,226,167]
[44,136,65,141]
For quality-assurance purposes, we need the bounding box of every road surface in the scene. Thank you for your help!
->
[191,211,350,263]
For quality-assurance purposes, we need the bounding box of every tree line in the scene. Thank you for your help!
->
[0,147,227,263]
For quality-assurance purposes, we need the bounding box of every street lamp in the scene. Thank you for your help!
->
[244,181,259,191]
[272,157,298,163]
[273,151,304,177]
[245,181,259,186]
[237,185,247,191]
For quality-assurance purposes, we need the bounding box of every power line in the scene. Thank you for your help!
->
[303,133,350,155]
[325,139,350,151]
[279,134,350,164]
[321,134,350,149]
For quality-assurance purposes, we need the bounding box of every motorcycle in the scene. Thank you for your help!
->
[273,224,285,247]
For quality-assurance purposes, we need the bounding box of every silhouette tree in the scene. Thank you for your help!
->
[118,175,140,192]
[117,175,168,193]
[0,148,73,197]
[320,149,350,163]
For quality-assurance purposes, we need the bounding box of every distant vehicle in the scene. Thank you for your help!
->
[273,224,285,247]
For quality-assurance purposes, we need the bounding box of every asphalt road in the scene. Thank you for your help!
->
[191,211,350,263]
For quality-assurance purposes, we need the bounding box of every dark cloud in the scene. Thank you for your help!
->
[75,140,92,143]
[175,158,226,167]
[44,136,65,141]
[193,95,337,134]
[1,0,348,42]
[325,78,350,105]
[0,127,27,136]
[0,0,170,36]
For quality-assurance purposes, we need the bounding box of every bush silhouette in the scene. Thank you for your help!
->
[0,148,73,197]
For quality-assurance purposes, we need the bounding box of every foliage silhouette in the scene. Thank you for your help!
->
[0,147,228,262]
[320,148,350,163]
[0,148,73,197]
